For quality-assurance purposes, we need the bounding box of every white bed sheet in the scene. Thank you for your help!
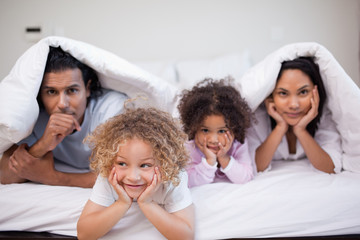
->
[1,160,359,239]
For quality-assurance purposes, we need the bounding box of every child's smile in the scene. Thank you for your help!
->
[114,137,156,199]
[196,114,232,152]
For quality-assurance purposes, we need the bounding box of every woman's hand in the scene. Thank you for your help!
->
[265,96,288,132]
[108,167,132,207]
[195,135,217,166]
[137,167,162,205]
[294,86,319,134]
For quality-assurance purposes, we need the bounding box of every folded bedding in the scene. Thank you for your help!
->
[0,36,178,154]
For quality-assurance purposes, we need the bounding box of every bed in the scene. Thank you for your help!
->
[0,37,359,239]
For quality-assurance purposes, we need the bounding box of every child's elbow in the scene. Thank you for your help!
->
[77,223,94,240]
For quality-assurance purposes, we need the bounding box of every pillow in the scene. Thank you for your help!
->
[175,51,252,90]
[134,61,178,86]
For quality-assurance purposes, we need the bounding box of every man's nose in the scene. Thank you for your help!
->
[57,92,69,110]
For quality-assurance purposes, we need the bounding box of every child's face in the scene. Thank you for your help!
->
[272,69,314,126]
[195,114,233,154]
[113,137,156,199]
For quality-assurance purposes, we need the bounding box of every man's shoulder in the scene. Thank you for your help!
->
[90,89,128,109]
[96,89,128,102]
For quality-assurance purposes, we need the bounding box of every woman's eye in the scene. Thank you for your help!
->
[218,129,226,134]
[299,89,309,95]
[278,91,287,96]
[201,129,209,133]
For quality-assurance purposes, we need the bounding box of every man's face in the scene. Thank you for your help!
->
[40,68,90,125]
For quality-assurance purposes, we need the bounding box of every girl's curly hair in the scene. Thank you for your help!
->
[177,77,252,143]
[85,107,189,186]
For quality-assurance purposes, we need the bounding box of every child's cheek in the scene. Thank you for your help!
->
[113,165,122,182]
[145,169,156,185]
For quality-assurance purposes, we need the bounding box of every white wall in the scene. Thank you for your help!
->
[0,0,359,86]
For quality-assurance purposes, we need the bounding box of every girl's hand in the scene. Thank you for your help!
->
[294,86,319,133]
[194,135,217,166]
[217,131,233,168]
[108,167,132,207]
[217,131,233,159]
[137,167,162,205]
[265,96,288,131]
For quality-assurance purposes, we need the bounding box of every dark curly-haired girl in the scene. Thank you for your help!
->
[177,77,255,187]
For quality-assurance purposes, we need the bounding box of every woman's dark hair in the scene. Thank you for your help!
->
[177,77,252,143]
[270,57,326,136]
[37,46,102,108]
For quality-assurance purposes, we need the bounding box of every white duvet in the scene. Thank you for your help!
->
[0,160,359,239]
[0,38,360,239]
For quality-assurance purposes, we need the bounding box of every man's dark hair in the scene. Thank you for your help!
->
[37,46,102,108]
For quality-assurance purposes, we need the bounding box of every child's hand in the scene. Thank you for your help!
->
[137,167,162,205]
[294,86,319,134]
[195,135,217,166]
[217,131,233,158]
[265,96,288,131]
[217,131,233,168]
[108,167,132,207]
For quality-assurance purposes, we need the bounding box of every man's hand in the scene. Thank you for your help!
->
[31,113,81,158]
[8,143,56,184]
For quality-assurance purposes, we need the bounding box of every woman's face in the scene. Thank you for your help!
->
[195,114,233,155]
[272,69,315,126]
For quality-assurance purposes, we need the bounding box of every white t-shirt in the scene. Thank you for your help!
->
[20,89,128,173]
[90,170,193,240]
[247,103,343,173]
[90,170,192,213]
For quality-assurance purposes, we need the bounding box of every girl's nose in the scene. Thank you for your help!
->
[208,133,219,143]
[128,168,141,181]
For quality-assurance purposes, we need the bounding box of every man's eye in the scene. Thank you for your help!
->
[67,88,79,94]
[47,90,56,95]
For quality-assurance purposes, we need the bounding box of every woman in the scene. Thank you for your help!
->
[251,57,342,174]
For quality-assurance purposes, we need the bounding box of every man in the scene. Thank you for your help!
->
[0,47,128,188]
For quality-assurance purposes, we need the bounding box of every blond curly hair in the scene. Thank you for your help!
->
[85,107,189,186]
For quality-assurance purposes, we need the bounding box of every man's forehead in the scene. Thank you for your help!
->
[42,68,85,88]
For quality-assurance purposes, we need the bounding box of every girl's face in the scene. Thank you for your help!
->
[272,69,315,126]
[195,114,233,154]
[113,137,156,199]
